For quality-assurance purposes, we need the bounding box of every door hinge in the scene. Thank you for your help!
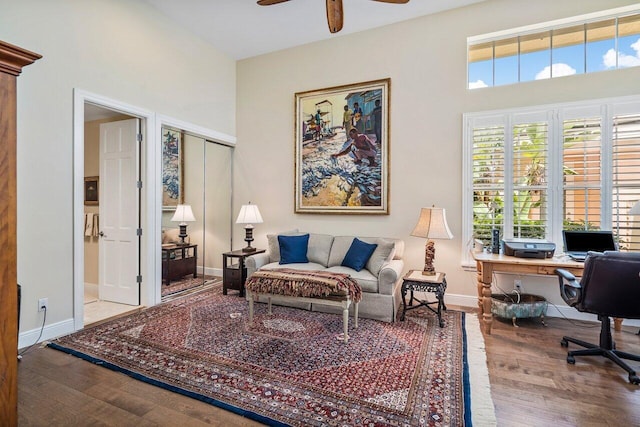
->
[136,133,142,143]
[136,275,142,284]
[136,228,142,237]
[136,180,142,189]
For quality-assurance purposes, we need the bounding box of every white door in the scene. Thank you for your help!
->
[99,118,140,305]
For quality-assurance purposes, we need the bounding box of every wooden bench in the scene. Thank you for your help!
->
[245,269,361,343]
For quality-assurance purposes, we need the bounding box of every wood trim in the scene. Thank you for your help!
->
[0,39,40,426]
[0,40,41,77]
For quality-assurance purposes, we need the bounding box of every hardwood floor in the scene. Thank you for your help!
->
[17,309,640,426]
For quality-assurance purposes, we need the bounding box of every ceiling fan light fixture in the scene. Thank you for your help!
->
[258,0,410,33]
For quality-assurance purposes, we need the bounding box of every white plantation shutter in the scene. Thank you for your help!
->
[612,113,640,250]
[562,117,602,229]
[471,125,505,242]
[512,123,548,238]
[463,96,640,264]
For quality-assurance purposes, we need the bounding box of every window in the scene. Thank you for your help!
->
[463,96,640,263]
[468,7,640,89]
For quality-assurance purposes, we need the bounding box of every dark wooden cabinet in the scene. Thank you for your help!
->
[162,244,197,285]
[0,40,40,425]
[222,249,265,297]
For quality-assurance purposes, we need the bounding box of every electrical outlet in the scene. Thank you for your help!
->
[38,298,48,312]
[514,279,522,292]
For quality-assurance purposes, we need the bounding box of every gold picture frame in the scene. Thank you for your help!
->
[294,78,390,214]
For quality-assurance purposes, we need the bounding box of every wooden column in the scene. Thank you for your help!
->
[0,40,41,426]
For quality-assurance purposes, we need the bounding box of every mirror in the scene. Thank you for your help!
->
[161,128,232,299]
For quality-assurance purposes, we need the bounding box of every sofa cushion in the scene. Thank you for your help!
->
[162,228,189,244]
[260,262,326,272]
[325,266,378,293]
[341,238,377,272]
[278,234,309,264]
[328,236,357,268]
[268,232,333,267]
[329,236,398,273]
[306,233,334,267]
[267,229,300,263]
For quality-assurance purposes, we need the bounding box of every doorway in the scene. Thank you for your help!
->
[83,104,142,325]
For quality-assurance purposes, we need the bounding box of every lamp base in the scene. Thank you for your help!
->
[422,240,436,276]
[242,225,255,253]
[178,224,188,245]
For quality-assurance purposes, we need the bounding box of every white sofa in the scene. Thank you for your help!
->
[245,232,405,323]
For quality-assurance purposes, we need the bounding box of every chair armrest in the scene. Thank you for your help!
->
[378,259,404,295]
[555,268,582,307]
[245,253,270,277]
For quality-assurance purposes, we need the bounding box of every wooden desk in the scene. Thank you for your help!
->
[473,252,584,334]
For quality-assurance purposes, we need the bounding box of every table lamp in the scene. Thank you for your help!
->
[236,202,263,252]
[411,206,453,276]
[171,204,196,244]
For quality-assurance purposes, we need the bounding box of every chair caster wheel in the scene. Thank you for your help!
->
[567,355,575,364]
[561,339,568,348]
[630,374,640,385]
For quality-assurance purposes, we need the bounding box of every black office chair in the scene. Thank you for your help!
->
[555,251,640,385]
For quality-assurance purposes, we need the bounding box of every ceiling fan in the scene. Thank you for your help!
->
[257,0,410,34]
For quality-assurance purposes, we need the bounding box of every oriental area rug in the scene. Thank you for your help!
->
[50,284,496,426]
[161,275,221,298]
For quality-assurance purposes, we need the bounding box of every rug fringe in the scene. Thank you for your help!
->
[465,313,497,426]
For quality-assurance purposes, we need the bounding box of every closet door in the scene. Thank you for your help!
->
[0,40,40,425]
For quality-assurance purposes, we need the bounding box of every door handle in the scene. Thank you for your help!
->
[99,231,106,237]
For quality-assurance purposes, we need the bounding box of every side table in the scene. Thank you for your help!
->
[161,243,198,285]
[400,270,447,327]
[222,249,266,297]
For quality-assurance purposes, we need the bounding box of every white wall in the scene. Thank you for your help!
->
[236,0,640,311]
[0,0,236,335]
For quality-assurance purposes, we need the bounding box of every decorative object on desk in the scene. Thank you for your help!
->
[411,206,453,275]
[236,202,263,252]
[161,127,183,210]
[294,79,390,215]
[170,204,195,244]
[84,176,98,206]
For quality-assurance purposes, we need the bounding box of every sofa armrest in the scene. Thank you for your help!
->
[245,253,270,277]
[378,259,404,295]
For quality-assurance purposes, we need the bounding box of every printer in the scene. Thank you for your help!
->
[503,238,556,259]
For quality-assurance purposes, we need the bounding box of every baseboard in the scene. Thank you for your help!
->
[445,292,640,328]
[18,317,75,350]
[198,266,222,277]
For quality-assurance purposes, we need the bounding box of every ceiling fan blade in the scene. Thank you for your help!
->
[326,0,344,33]
[257,0,291,6]
[370,0,410,3]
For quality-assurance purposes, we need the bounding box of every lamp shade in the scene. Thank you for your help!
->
[236,203,263,225]
[630,201,640,215]
[171,204,196,223]
[411,207,453,240]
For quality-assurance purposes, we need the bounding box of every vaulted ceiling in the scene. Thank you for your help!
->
[141,0,485,59]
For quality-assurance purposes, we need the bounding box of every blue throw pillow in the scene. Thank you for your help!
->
[278,234,309,264]
[342,238,378,272]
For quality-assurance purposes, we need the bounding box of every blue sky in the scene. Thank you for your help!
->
[469,35,640,89]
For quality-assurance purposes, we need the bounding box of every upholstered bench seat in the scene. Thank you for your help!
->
[246,268,361,343]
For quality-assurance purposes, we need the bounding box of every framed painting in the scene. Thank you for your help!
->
[84,176,99,206]
[295,79,390,214]
[162,127,184,210]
